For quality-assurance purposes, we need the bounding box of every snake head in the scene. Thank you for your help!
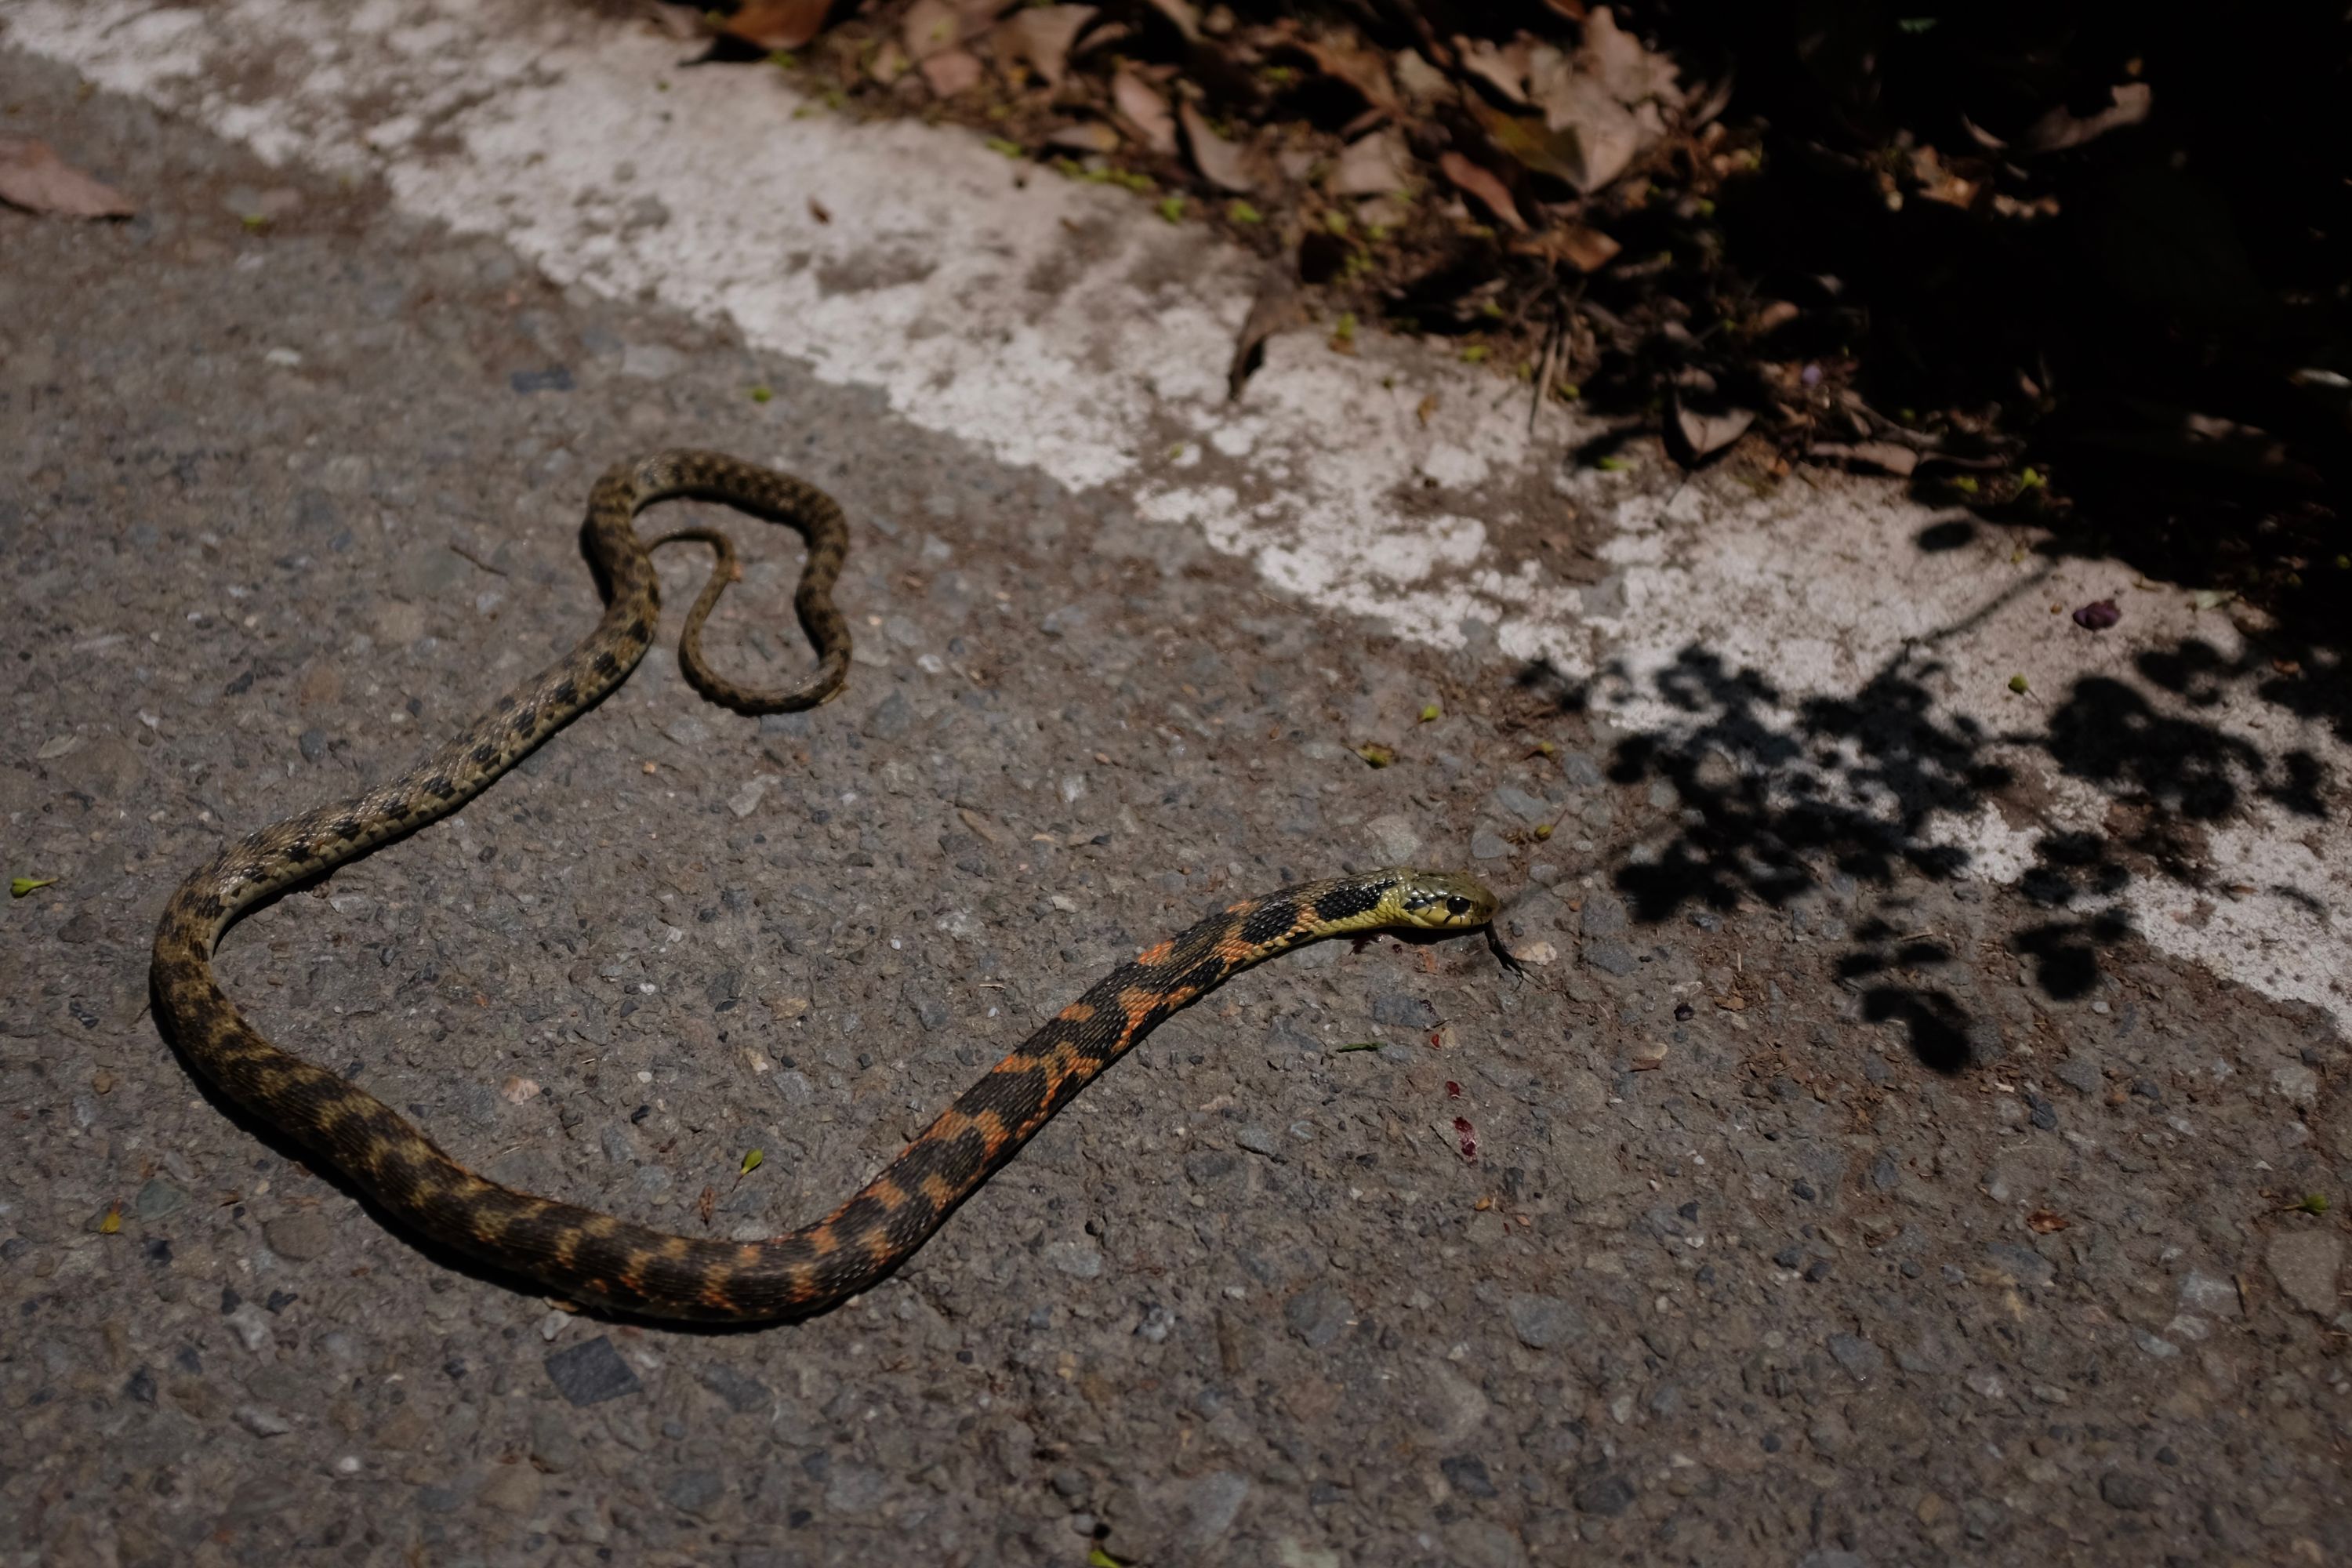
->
[1392,869,1501,931]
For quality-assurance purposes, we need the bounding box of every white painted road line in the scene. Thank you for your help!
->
[10,0,2345,1027]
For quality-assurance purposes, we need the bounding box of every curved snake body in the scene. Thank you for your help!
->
[151,451,1497,1321]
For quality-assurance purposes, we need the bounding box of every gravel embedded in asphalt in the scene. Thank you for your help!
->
[1,44,2347,1568]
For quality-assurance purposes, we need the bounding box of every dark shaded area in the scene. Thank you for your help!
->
[1579,621,2333,1073]
[691,0,2350,652]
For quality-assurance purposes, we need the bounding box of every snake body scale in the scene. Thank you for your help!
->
[151,450,1500,1322]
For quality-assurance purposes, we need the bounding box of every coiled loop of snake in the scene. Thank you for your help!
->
[151,451,1497,1320]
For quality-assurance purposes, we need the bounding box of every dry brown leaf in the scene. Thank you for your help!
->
[993,5,1096,90]
[1675,397,1755,459]
[1810,441,1920,477]
[1228,271,1305,401]
[868,37,912,85]
[1909,146,1980,209]
[1328,128,1412,197]
[1579,5,1681,107]
[1112,70,1178,155]
[1300,38,1399,118]
[1393,49,1452,107]
[0,137,134,220]
[920,47,984,97]
[903,0,967,61]
[1438,150,1526,231]
[1462,98,1581,189]
[2015,82,2151,155]
[1046,120,1122,155]
[1456,34,1534,104]
[718,0,833,50]
[1178,99,1264,194]
[2025,1209,2070,1234]
[1519,222,1620,272]
[1520,70,1643,191]
[1142,0,1201,43]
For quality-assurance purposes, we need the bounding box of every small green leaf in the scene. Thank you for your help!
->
[1156,195,1186,223]
[1087,1548,1131,1568]
[2015,466,2045,490]
[1533,822,1553,840]
[1333,1040,1385,1053]
[985,137,1025,158]
[1948,474,1979,495]
[2008,673,2030,694]
[2299,1192,2329,1215]
[2192,588,2234,611]
[1228,200,1262,225]
[1355,742,1396,768]
[1323,209,1349,235]
[11,877,58,898]
[1459,344,1488,365]
[768,49,797,68]
[750,385,773,404]
[1418,703,1442,724]
[1595,455,1631,472]
[740,1149,764,1174]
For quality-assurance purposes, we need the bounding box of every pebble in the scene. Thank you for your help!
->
[478,1462,543,1514]
[1504,1294,1584,1350]
[698,1363,773,1415]
[1470,828,1512,861]
[1581,894,1629,936]
[1441,1454,1500,1498]
[1283,1285,1354,1349]
[1572,1472,1635,1516]
[1044,1240,1103,1279]
[1984,1243,2054,1290]
[263,1212,335,1261]
[1363,812,1421,863]
[2270,1062,2319,1107]
[2098,1470,2158,1510]
[1234,1124,1279,1157]
[2177,1271,2240,1317]
[862,692,912,740]
[135,1178,187,1221]
[543,1336,642,1406]
[528,1407,583,1473]
[1183,1472,1249,1545]
[661,1468,726,1517]
[2055,1056,2102,1094]
[1585,940,1639,977]
[234,1404,292,1437]
[619,342,687,379]
[1490,784,1550,822]
[1370,994,1439,1029]
[1827,1333,1884,1381]
[2265,1230,2343,1316]
[223,1304,275,1352]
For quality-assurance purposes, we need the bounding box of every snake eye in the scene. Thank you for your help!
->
[1445,894,1472,918]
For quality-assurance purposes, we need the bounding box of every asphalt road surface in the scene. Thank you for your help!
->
[3,14,2347,1568]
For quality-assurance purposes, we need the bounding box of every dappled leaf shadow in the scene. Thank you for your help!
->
[1578,620,2334,1075]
